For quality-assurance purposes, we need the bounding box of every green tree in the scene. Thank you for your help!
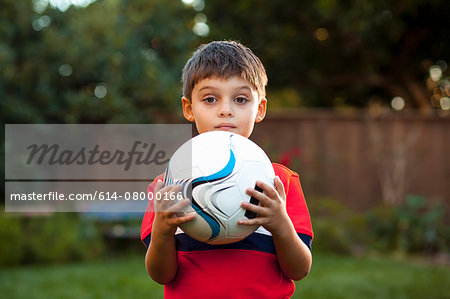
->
[0,0,199,202]
[202,0,449,111]
[0,0,197,125]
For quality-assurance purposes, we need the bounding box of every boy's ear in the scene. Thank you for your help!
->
[255,98,267,123]
[181,97,195,122]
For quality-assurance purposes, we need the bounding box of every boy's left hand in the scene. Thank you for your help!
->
[239,176,292,236]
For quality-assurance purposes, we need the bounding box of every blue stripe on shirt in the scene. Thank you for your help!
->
[143,232,312,253]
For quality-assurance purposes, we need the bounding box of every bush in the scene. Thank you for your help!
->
[308,198,368,255]
[25,214,104,264]
[308,195,449,256]
[0,212,25,266]
[366,195,449,255]
[0,212,104,266]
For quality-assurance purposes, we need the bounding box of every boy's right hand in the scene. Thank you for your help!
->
[151,180,196,237]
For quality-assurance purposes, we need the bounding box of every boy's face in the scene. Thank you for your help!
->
[182,76,267,138]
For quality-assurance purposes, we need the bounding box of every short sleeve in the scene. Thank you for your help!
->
[140,174,164,247]
[273,163,314,249]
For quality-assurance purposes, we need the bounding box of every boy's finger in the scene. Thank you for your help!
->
[238,218,263,226]
[159,183,182,195]
[245,187,271,206]
[154,179,164,193]
[154,198,172,212]
[255,180,278,200]
[241,201,266,217]
[165,198,191,213]
[154,187,183,212]
[274,176,286,199]
[168,213,196,226]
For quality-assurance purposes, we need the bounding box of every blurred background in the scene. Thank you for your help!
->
[1,0,449,298]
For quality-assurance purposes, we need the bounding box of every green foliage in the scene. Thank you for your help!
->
[1,0,448,127]
[308,198,368,255]
[204,0,450,110]
[0,0,199,203]
[26,214,104,263]
[0,213,25,266]
[0,0,198,125]
[364,204,399,252]
[0,212,104,266]
[267,88,304,108]
[366,195,449,255]
[309,195,449,256]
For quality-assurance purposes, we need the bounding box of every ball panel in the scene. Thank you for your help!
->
[179,213,213,241]
[209,185,242,217]
[179,209,227,242]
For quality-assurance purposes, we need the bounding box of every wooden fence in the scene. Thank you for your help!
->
[250,109,450,212]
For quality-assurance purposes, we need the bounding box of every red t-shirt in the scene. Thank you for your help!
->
[141,163,313,299]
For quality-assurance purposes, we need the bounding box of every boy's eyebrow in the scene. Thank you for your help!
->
[234,86,252,92]
[197,86,218,92]
[198,85,253,93]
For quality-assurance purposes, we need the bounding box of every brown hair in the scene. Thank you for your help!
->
[182,41,268,100]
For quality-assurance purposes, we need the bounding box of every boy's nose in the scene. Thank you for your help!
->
[218,102,233,117]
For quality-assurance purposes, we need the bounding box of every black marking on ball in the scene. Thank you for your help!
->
[244,185,263,219]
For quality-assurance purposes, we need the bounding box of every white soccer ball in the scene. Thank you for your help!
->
[163,131,275,245]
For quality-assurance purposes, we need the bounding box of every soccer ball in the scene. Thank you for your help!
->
[163,131,275,245]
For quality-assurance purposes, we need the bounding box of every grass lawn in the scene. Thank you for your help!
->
[0,253,448,299]
[293,254,450,299]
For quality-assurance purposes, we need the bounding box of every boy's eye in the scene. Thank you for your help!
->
[204,97,217,104]
[234,97,248,104]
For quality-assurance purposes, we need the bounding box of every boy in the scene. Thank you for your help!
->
[141,41,313,298]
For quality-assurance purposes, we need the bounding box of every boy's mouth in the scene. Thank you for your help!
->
[215,123,237,131]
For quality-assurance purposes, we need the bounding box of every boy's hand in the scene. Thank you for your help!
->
[238,176,292,236]
[239,176,312,281]
[151,180,196,237]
